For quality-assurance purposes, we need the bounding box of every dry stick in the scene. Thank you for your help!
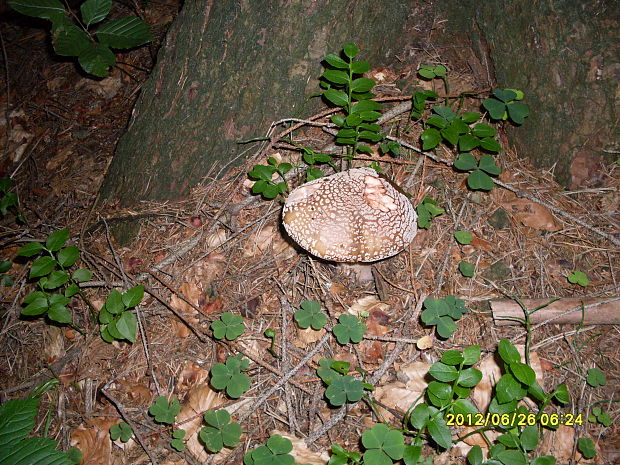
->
[101,388,158,465]
[237,332,331,424]
[279,296,299,435]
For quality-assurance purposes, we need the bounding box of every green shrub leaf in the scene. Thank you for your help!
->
[80,0,111,27]
[95,16,153,49]
[122,285,144,308]
[57,246,79,267]
[30,256,56,278]
[324,89,349,107]
[8,0,65,21]
[78,43,115,77]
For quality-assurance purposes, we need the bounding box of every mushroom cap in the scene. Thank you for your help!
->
[282,168,417,262]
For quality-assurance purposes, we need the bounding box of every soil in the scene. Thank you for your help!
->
[0,2,618,465]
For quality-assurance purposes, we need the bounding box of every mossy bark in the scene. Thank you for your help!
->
[101,0,426,205]
[437,0,619,185]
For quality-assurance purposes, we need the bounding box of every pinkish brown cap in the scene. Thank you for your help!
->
[282,168,417,262]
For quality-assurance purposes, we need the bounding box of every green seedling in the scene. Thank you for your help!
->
[459,261,475,277]
[379,141,401,156]
[199,409,242,453]
[329,443,362,464]
[483,88,530,124]
[416,198,444,229]
[170,429,185,452]
[109,421,133,443]
[0,177,23,221]
[210,354,250,399]
[332,314,366,345]
[325,374,366,407]
[243,434,295,465]
[577,437,596,459]
[264,328,277,357]
[453,153,502,191]
[361,423,405,465]
[148,396,180,424]
[248,157,292,199]
[420,295,468,339]
[0,260,13,287]
[317,358,350,385]
[418,64,447,80]
[294,299,328,330]
[588,406,612,427]
[454,231,473,245]
[98,285,144,343]
[321,42,384,158]
[410,90,439,120]
[0,382,82,465]
[18,229,93,327]
[211,312,245,340]
[567,270,589,287]
[586,368,606,387]
[9,0,152,78]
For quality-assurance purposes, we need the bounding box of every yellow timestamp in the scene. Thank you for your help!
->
[446,412,584,427]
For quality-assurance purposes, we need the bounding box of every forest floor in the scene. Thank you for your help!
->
[0,2,618,465]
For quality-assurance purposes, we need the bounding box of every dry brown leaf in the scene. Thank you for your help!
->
[176,361,210,393]
[169,282,203,315]
[502,198,561,232]
[243,226,277,257]
[77,71,123,99]
[348,295,390,317]
[43,325,65,364]
[71,418,118,465]
[205,229,228,249]
[46,144,75,171]
[272,430,329,465]
[373,381,423,421]
[397,361,432,392]
[416,335,433,350]
[538,425,603,463]
[294,327,326,347]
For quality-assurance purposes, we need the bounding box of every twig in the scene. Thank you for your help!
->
[101,388,158,465]
[237,332,331,424]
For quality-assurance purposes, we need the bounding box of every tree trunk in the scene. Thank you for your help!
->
[101,0,429,205]
[436,0,619,186]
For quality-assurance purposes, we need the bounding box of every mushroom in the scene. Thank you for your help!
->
[282,168,417,266]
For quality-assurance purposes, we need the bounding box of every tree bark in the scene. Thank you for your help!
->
[436,0,619,186]
[101,0,429,205]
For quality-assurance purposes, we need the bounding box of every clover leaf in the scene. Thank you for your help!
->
[294,299,327,330]
[568,270,589,287]
[325,375,365,407]
[148,396,180,424]
[210,354,250,398]
[586,368,606,387]
[332,314,366,344]
[211,312,245,340]
[243,434,295,465]
[361,423,404,465]
[199,409,242,453]
[109,421,133,443]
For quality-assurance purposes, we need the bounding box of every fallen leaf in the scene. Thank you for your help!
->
[503,198,561,232]
[294,327,326,348]
[348,295,390,317]
[46,144,75,171]
[205,229,228,248]
[71,418,118,465]
[416,335,433,350]
[43,325,65,364]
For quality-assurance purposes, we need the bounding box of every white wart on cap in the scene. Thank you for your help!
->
[282,168,417,262]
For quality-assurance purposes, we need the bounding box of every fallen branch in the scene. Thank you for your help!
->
[491,297,620,326]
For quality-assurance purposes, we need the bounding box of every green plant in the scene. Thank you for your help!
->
[210,354,250,398]
[243,434,295,465]
[577,437,596,459]
[109,421,133,443]
[459,261,475,277]
[321,43,383,158]
[9,0,152,78]
[361,423,405,465]
[248,157,292,199]
[586,368,606,387]
[264,328,277,356]
[211,312,245,340]
[420,295,468,339]
[454,230,473,245]
[567,270,589,287]
[328,443,362,465]
[316,358,350,385]
[0,178,23,221]
[17,229,93,326]
[0,260,13,287]
[170,429,186,452]
[148,396,180,424]
[332,314,366,345]
[325,374,367,407]
[294,299,328,330]
[98,284,144,343]
[453,153,502,191]
[588,406,612,427]
[416,198,444,229]
[483,89,530,125]
[0,382,81,465]
[410,90,438,120]
[418,64,447,80]
[199,409,242,453]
